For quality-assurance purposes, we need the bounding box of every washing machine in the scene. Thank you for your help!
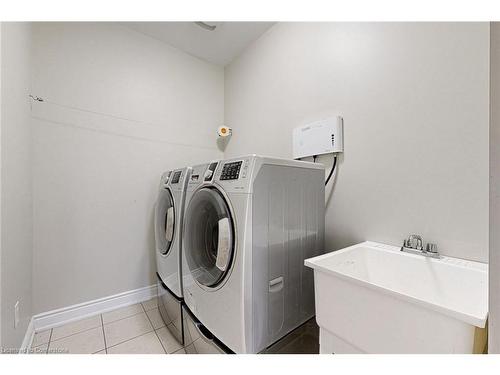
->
[181,155,325,353]
[154,167,190,344]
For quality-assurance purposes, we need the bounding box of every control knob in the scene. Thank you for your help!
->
[204,169,214,181]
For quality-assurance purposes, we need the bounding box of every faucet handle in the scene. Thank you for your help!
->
[426,243,438,253]
[403,237,413,248]
[406,234,423,249]
[416,238,423,250]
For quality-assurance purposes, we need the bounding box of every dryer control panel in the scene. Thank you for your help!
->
[170,170,182,184]
[168,168,191,192]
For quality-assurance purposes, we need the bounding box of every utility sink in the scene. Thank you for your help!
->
[305,241,488,354]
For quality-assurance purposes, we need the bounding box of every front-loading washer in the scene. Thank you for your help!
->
[181,155,325,353]
[154,166,190,344]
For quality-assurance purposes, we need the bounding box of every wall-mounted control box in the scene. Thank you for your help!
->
[292,116,343,159]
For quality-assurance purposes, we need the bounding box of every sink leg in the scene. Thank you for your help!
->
[319,328,335,354]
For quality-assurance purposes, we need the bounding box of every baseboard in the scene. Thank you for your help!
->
[18,317,35,353]
[32,284,157,332]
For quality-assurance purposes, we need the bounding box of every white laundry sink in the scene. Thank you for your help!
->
[305,241,488,354]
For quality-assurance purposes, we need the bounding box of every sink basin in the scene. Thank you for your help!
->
[305,241,488,354]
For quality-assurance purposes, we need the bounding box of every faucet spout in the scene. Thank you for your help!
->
[401,234,440,259]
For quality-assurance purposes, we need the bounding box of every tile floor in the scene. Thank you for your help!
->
[30,298,185,354]
[264,318,319,354]
[30,297,319,354]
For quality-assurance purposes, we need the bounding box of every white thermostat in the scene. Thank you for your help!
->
[292,116,344,159]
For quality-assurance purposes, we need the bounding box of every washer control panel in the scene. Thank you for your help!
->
[220,161,243,180]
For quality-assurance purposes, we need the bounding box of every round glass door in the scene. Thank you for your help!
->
[155,187,175,255]
[184,187,235,288]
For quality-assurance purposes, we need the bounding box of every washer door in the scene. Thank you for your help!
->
[155,187,175,255]
[184,187,235,288]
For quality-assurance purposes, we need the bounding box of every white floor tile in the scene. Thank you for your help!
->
[107,332,165,354]
[104,312,153,347]
[102,304,144,324]
[156,325,182,353]
[32,329,51,347]
[51,315,102,341]
[172,348,186,354]
[146,308,165,330]
[49,326,105,354]
[141,297,158,311]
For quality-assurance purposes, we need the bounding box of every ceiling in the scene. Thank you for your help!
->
[123,22,275,66]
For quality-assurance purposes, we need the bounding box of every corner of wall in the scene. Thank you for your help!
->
[0,21,34,350]
[489,21,500,354]
[0,21,4,348]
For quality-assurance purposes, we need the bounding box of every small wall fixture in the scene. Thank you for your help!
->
[217,126,232,137]
[216,126,231,152]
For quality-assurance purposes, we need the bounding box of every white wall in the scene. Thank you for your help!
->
[0,22,33,348]
[0,21,3,347]
[31,23,224,314]
[224,23,489,262]
[489,22,500,353]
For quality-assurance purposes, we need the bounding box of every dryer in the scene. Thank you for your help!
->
[154,167,190,344]
[181,155,325,353]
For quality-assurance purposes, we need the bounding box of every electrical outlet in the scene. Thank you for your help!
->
[14,301,20,328]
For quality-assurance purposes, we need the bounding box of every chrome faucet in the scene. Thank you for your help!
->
[401,234,440,259]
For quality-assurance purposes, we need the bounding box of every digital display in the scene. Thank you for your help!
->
[171,171,182,184]
[220,161,242,181]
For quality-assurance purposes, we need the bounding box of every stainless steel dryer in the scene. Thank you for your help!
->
[154,167,190,344]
